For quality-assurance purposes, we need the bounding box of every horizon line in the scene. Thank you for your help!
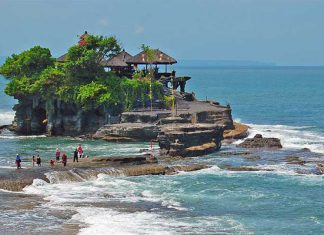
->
[0,55,323,67]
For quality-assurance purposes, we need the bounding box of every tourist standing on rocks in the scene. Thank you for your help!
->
[73,149,78,162]
[32,155,35,167]
[55,148,60,161]
[62,153,67,166]
[15,154,22,169]
[49,159,55,167]
[77,144,83,158]
[36,155,41,166]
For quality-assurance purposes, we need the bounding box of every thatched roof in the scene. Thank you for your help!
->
[126,49,177,65]
[57,53,67,62]
[102,50,132,67]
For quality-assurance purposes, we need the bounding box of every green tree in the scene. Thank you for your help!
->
[32,67,65,99]
[76,81,109,110]
[65,35,121,83]
[0,34,164,113]
[0,46,54,78]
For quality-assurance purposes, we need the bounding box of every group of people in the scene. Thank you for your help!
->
[53,148,68,166]
[15,154,41,169]
[53,144,84,166]
[32,155,42,167]
[15,144,86,169]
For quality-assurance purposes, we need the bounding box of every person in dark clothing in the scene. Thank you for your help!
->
[55,148,60,162]
[73,149,78,162]
[16,154,22,169]
[36,155,41,166]
[32,155,36,167]
[62,153,67,166]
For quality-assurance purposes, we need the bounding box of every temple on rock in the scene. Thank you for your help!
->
[56,31,191,93]
[1,30,234,157]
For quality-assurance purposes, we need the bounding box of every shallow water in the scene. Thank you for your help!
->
[1,66,324,234]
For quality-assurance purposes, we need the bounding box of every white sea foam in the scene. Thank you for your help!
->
[0,128,46,139]
[74,207,250,235]
[0,165,17,169]
[0,110,14,125]
[233,118,242,123]
[74,208,173,235]
[22,175,251,234]
[235,123,324,154]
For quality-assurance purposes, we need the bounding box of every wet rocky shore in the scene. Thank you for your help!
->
[0,154,209,191]
[2,89,324,194]
[1,128,324,193]
[2,124,324,235]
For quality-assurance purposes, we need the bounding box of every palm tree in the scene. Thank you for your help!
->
[141,44,155,112]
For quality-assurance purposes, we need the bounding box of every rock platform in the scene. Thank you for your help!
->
[94,92,234,157]
[0,155,208,191]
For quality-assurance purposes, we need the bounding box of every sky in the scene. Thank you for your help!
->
[0,0,324,66]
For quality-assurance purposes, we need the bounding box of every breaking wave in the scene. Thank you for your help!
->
[236,123,324,154]
[0,110,14,126]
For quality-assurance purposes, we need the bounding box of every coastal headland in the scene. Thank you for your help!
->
[0,31,237,159]
[1,31,322,195]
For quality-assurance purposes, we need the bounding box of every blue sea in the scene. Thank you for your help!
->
[1,63,324,234]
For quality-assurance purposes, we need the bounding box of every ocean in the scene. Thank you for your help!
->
[1,64,324,234]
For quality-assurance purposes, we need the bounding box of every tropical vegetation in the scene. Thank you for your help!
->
[0,35,163,111]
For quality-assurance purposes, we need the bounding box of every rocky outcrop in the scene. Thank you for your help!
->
[10,87,234,158]
[90,155,157,165]
[121,111,170,123]
[122,164,209,176]
[158,123,224,157]
[0,125,10,134]
[223,123,249,140]
[285,156,307,165]
[0,179,35,191]
[13,97,47,134]
[93,95,233,157]
[315,163,324,175]
[224,166,274,172]
[238,134,282,149]
[11,96,121,136]
[0,155,208,191]
[93,123,160,140]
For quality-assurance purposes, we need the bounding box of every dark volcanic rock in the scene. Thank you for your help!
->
[238,134,282,149]
[225,166,274,172]
[285,156,307,165]
[315,163,324,175]
[12,96,121,136]
[90,155,157,165]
